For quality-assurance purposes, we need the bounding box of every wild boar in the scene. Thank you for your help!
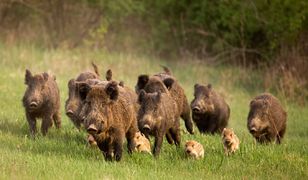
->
[65,63,100,129]
[222,128,240,155]
[137,90,181,156]
[133,132,151,154]
[135,67,194,134]
[247,93,287,144]
[190,83,230,134]
[22,69,61,137]
[79,81,138,161]
[184,140,204,159]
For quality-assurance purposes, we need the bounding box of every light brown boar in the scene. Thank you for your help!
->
[222,128,240,155]
[133,132,151,154]
[184,140,204,159]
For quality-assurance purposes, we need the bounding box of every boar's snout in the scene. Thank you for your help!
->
[30,101,38,108]
[249,127,257,134]
[192,106,201,113]
[143,124,151,132]
[87,124,98,134]
[66,109,74,117]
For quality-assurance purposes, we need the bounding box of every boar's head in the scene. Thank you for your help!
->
[137,90,163,135]
[24,69,50,111]
[79,81,119,135]
[65,79,84,128]
[135,75,174,94]
[247,98,271,138]
[191,83,215,114]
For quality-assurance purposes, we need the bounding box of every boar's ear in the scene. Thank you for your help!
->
[249,99,256,107]
[160,65,172,75]
[25,69,32,85]
[68,79,75,88]
[163,78,174,90]
[194,83,200,90]
[77,82,92,101]
[91,62,100,77]
[136,75,149,91]
[106,81,119,101]
[207,84,212,89]
[43,72,49,81]
[138,90,146,103]
[119,81,124,87]
[106,69,112,81]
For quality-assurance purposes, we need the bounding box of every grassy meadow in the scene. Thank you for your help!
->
[0,44,307,179]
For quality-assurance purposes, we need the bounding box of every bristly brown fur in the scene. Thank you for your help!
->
[247,93,287,144]
[191,83,230,134]
[22,69,61,137]
[79,81,138,161]
[137,90,181,156]
[135,66,194,134]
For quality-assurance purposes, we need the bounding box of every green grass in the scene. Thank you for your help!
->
[0,44,307,179]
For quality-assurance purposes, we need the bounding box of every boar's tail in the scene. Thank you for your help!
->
[160,65,172,75]
[91,62,100,77]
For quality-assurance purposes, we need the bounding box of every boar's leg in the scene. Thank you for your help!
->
[26,113,37,137]
[41,115,53,136]
[165,132,174,144]
[97,141,113,161]
[52,112,61,129]
[126,127,137,154]
[181,101,194,134]
[208,118,218,134]
[153,130,164,156]
[170,127,181,146]
[113,137,124,161]
[276,126,286,144]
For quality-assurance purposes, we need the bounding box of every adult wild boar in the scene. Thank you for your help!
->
[22,69,61,137]
[65,63,100,129]
[190,84,230,134]
[135,67,194,134]
[79,81,138,161]
[137,90,181,156]
[247,93,287,144]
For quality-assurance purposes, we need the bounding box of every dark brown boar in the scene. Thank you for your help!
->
[75,62,100,81]
[190,84,230,134]
[135,67,194,134]
[247,93,287,144]
[137,90,181,156]
[79,81,138,161]
[66,67,128,129]
[22,69,61,137]
[65,63,100,129]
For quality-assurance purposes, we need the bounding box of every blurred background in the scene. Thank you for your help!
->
[0,0,307,104]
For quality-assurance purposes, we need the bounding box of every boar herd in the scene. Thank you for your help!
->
[22,64,287,161]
